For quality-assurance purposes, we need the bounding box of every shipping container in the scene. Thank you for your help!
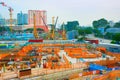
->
[86,39,99,44]
[28,39,43,42]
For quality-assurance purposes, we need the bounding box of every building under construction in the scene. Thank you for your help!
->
[0,1,120,80]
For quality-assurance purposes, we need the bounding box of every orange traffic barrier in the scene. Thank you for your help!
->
[69,70,100,79]
[96,47,106,53]
[0,53,9,60]
[94,58,120,66]
[64,48,102,58]
[94,70,120,80]
[106,51,120,58]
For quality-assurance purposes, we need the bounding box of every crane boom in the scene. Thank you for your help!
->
[54,16,58,29]
[41,16,59,40]
[41,16,48,28]
[40,16,50,39]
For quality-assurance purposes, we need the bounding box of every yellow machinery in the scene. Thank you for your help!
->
[41,16,58,40]
[51,16,55,40]
[51,16,58,40]
[0,2,13,32]
[8,8,13,32]
[62,22,66,40]
[46,16,57,40]
[40,15,50,40]
[33,14,39,39]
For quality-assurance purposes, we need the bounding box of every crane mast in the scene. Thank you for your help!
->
[51,16,55,40]
[33,14,39,39]
[0,2,13,33]
[9,8,13,32]
[62,22,66,40]
[41,16,58,40]
[51,16,58,40]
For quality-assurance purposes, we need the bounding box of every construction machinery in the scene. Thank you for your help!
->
[28,14,44,42]
[53,16,58,39]
[41,16,58,40]
[33,14,39,39]
[40,16,50,40]
[49,16,58,40]
[0,2,13,32]
[51,16,55,40]
[62,22,66,40]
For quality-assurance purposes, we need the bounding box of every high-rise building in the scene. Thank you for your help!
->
[28,10,48,32]
[0,14,5,27]
[23,14,28,25]
[67,30,78,40]
[0,18,5,27]
[5,19,17,26]
[28,10,47,25]
[109,21,115,27]
[17,11,28,25]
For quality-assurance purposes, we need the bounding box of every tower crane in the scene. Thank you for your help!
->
[0,2,13,32]
[41,16,58,40]
[41,16,49,39]
[62,22,66,40]
[28,14,43,42]
[51,16,55,40]
[51,16,58,40]
[33,13,39,39]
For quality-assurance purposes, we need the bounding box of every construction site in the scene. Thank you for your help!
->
[0,1,120,80]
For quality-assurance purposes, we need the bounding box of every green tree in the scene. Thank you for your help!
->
[65,21,79,31]
[24,28,44,33]
[77,36,86,41]
[78,27,93,36]
[98,18,108,27]
[0,27,11,32]
[111,40,116,44]
[24,28,33,33]
[93,28,102,37]
[104,25,111,31]
[92,18,108,28]
[113,33,120,41]
[78,28,84,35]
[84,27,93,34]
[92,21,99,28]
[37,28,44,31]
[105,32,113,39]
[113,22,120,28]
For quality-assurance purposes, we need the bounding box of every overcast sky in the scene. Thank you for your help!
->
[0,0,120,26]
